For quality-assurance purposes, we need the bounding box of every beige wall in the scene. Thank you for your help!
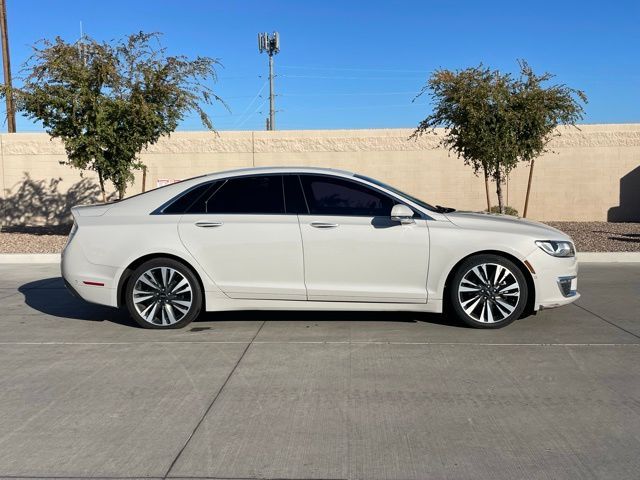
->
[1,124,639,224]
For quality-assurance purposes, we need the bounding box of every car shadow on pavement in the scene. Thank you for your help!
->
[18,277,466,329]
[200,307,467,328]
[18,277,136,327]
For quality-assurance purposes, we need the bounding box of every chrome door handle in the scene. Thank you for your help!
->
[310,222,339,229]
[195,221,223,228]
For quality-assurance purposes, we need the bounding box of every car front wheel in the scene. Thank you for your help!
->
[450,254,528,329]
[125,258,202,329]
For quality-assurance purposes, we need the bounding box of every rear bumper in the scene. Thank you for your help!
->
[61,239,118,307]
[63,278,81,299]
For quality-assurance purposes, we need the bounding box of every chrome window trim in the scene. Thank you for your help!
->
[151,171,430,219]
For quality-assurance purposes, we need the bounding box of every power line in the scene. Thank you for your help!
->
[280,64,428,74]
[280,91,417,97]
[281,103,423,113]
[231,80,268,127]
[217,75,262,80]
[280,74,424,80]
[212,100,423,127]
[235,98,269,129]
[220,94,268,99]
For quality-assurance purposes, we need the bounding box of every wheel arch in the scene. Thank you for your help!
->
[443,249,536,318]
[117,253,206,310]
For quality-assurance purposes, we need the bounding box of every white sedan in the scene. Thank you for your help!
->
[61,167,579,329]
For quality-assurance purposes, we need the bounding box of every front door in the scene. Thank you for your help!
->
[178,174,306,300]
[297,174,429,303]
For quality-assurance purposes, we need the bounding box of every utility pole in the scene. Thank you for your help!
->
[0,0,15,133]
[258,31,279,131]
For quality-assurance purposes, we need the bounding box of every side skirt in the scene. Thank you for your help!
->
[203,294,443,314]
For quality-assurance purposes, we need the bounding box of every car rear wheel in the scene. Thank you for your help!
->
[125,258,202,329]
[450,254,528,329]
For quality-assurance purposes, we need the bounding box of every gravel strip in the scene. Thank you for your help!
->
[547,222,640,252]
[0,225,71,254]
[1,222,639,254]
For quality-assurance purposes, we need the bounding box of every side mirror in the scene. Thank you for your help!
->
[391,204,415,224]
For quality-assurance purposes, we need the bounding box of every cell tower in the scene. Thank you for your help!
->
[258,32,280,131]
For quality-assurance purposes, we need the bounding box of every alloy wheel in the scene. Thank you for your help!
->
[457,263,521,323]
[132,267,193,326]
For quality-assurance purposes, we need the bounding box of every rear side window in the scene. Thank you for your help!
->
[300,175,394,216]
[205,175,285,214]
[186,182,223,214]
[161,182,216,214]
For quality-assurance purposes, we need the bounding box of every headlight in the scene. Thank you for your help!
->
[535,240,575,258]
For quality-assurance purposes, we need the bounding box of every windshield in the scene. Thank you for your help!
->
[354,174,438,212]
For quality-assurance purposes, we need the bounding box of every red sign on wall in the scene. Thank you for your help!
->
[156,179,182,188]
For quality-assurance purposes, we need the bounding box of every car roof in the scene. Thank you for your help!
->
[110,166,357,212]
[198,166,355,180]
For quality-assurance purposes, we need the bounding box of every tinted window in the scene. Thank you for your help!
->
[300,175,394,216]
[186,182,223,214]
[162,182,216,214]
[354,174,436,212]
[205,175,285,214]
[283,175,309,214]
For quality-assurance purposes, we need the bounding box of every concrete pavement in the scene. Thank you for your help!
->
[0,264,638,479]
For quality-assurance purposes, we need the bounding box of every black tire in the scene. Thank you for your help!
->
[125,258,202,329]
[449,254,528,329]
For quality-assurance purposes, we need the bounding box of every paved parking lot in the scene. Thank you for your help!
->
[0,263,639,480]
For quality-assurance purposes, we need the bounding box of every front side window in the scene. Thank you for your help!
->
[204,175,285,214]
[354,174,437,212]
[300,175,395,216]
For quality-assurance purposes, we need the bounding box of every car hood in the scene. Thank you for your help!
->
[443,211,571,240]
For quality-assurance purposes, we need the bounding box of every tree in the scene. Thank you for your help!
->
[1,32,224,200]
[412,61,586,215]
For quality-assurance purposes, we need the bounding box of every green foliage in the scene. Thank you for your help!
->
[487,205,519,216]
[2,32,224,198]
[412,61,587,213]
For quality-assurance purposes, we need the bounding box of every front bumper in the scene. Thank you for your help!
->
[525,248,580,310]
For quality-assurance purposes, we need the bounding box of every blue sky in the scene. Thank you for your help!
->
[6,0,640,131]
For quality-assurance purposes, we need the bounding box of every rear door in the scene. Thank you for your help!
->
[177,174,306,300]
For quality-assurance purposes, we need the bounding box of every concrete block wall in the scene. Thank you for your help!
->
[1,124,639,224]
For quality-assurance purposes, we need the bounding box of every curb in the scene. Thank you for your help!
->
[577,252,640,263]
[0,252,639,264]
[0,253,61,264]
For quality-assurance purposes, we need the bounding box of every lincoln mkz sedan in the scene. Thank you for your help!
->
[62,167,579,329]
